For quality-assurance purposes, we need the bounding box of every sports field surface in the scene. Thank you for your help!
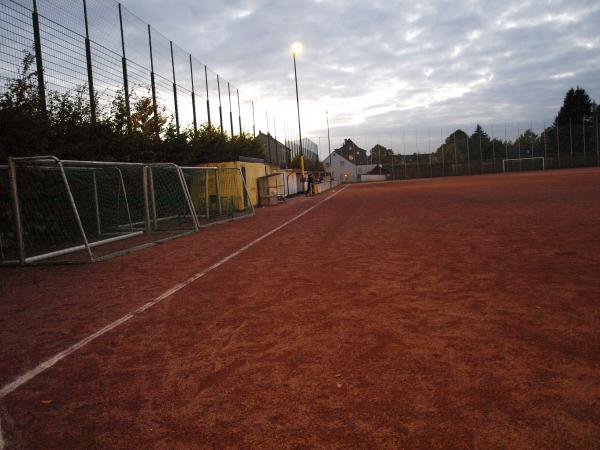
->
[1,168,599,448]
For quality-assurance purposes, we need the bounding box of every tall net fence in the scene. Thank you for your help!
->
[0,0,263,138]
[326,120,600,182]
[2,157,253,264]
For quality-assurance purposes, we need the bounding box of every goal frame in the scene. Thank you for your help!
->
[502,157,545,173]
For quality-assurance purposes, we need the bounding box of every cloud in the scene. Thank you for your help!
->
[120,0,600,156]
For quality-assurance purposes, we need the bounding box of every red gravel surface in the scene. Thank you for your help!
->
[1,168,600,448]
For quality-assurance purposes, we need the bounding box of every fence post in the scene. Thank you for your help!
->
[252,101,256,137]
[237,89,242,135]
[228,82,234,137]
[82,0,96,125]
[466,131,471,175]
[491,123,496,171]
[189,55,197,134]
[31,0,47,115]
[440,128,445,176]
[504,122,508,160]
[148,25,159,138]
[204,65,211,128]
[217,75,223,135]
[530,121,534,157]
[569,119,573,166]
[170,41,180,135]
[596,116,599,166]
[118,3,131,133]
[453,131,458,175]
[583,118,586,166]
[556,123,561,168]
[8,159,25,264]
[543,121,547,160]
[479,130,483,172]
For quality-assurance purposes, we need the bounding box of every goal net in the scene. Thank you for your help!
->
[3,157,254,264]
[502,157,545,172]
[181,167,253,224]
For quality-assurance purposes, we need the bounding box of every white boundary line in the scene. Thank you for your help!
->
[0,186,349,401]
[0,416,4,450]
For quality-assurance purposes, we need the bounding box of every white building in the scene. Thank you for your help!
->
[323,152,377,183]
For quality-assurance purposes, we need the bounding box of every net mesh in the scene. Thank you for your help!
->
[147,164,196,232]
[503,157,545,172]
[3,159,253,264]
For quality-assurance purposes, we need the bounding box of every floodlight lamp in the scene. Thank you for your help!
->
[291,42,303,55]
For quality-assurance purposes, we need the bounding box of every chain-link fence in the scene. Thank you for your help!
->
[321,119,600,181]
[0,0,313,147]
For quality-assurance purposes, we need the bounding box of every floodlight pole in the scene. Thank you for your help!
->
[293,52,305,176]
[327,111,332,167]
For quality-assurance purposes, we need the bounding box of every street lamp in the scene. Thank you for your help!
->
[291,42,305,176]
[327,111,332,168]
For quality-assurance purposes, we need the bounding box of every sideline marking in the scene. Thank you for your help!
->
[0,416,4,450]
[0,186,349,401]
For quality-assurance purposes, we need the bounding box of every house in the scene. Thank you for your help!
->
[334,139,369,165]
[323,151,377,183]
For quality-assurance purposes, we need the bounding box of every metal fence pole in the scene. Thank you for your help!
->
[118,3,131,133]
[583,117,586,166]
[237,89,242,135]
[252,101,255,137]
[148,25,159,138]
[479,129,483,172]
[556,123,561,168]
[82,0,96,125]
[543,120,547,160]
[189,55,197,134]
[504,123,508,159]
[569,119,573,166]
[453,131,458,175]
[529,122,534,158]
[8,159,25,264]
[204,65,211,128]
[466,130,471,174]
[228,82,234,137]
[517,122,521,159]
[491,123,496,170]
[31,0,47,115]
[217,75,223,135]
[440,128,445,176]
[170,41,180,135]
[596,116,599,166]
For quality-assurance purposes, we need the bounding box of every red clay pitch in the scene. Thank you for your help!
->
[1,168,599,448]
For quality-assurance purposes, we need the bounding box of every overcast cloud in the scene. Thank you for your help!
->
[123,0,600,153]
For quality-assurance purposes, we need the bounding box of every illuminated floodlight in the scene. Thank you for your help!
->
[291,42,303,55]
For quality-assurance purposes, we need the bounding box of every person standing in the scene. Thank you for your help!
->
[305,173,314,196]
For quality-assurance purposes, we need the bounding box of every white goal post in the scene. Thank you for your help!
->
[502,157,545,172]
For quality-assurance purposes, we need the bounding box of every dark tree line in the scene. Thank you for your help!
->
[0,53,265,165]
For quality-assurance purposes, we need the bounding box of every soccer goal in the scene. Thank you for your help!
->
[502,157,545,173]
[180,166,253,224]
[6,157,149,264]
[3,157,254,264]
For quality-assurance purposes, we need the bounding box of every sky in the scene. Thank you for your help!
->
[122,0,599,154]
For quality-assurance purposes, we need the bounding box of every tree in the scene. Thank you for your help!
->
[555,87,593,126]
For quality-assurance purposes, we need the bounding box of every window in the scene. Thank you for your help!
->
[340,161,345,167]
